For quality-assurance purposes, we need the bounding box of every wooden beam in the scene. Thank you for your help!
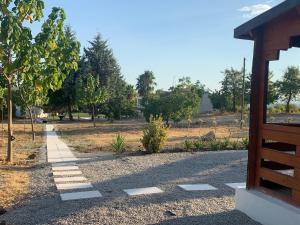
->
[261,148,300,168]
[260,168,300,191]
[248,27,266,189]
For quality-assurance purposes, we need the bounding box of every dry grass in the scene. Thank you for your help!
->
[56,120,248,153]
[0,121,45,209]
[0,170,30,208]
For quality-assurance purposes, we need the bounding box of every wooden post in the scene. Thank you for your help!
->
[247,28,267,189]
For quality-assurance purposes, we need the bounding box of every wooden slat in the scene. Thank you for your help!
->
[293,146,300,205]
[263,123,300,135]
[261,148,300,169]
[262,129,300,146]
[260,168,300,191]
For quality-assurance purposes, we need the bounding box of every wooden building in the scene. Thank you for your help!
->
[234,0,300,211]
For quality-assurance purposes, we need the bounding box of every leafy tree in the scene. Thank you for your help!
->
[266,71,279,105]
[277,66,300,113]
[136,70,156,102]
[76,74,107,127]
[221,68,243,112]
[17,26,80,138]
[16,76,48,140]
[209,90,227,111]
[143,77,200,125]
[54,26,80,120]
[0,1,78,162]
[83,34,136,120]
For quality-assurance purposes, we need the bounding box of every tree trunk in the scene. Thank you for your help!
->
[28,108,35,141]
[92,105,96,128]
[7,80,13,162]
[67,103,73,121]
[286,94,292,113]
[233,94,236,113]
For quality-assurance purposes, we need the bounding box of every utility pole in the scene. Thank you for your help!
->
[240,57,246,129]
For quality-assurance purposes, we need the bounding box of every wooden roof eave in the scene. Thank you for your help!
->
[234,0,300,40]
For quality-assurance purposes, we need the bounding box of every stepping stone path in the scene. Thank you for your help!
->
[46,124,246,202]
[46,124,102,201]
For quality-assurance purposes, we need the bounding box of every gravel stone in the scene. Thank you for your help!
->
[1,150,261,225]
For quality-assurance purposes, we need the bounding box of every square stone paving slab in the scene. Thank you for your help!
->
[56,182,93,190]
[225,182,246,189]
[60,191,102,201]
[178,184,218,191]
[123,187,164,196]
[52,166,79,171]
[54,176,87,183]
[53,171,82,176]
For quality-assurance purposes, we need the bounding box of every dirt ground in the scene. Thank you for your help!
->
[55,119,249,153]
[0,121,45,209]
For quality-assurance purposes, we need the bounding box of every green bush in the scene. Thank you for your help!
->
[209,140,221,151]
[141,115,168,153]
[184,139,194,151]
[193,140,206,150]
[220,138,230,149]
[111,133,125,153]
[231,141,240,150]
[241,138,249,150]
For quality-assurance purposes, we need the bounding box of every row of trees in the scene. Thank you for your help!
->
[136,71,205,125]
[46,35,137,124]
[210,66,300,113]
[0,0,80,161]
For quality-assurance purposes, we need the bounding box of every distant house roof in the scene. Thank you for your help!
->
[234,0,300,40]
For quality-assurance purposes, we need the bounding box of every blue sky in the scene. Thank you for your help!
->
[35,0,299,90]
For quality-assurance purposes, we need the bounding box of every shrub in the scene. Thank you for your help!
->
[184,139,193,151]
[220,138,230,150]
[111,133,125,153]
[141,115,168,153]
[209,140,221,151]
[193,140,206,150]
[231,141,240,150]
[241,138,249,150]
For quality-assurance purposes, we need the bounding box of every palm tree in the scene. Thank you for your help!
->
[136,71,156,102]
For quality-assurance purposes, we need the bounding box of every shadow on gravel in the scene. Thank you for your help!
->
[149,210,261,225]
[1,151,250,225]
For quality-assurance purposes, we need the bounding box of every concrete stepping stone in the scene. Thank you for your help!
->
[53,171,82,176]
[52,162,76,167]
[178,184,217,191]
[60,191,102,201]
[124,187,163,196]
[56,182,93,190]
[52,166,79,171]
[225,182,246,189]
[54,176,87,183]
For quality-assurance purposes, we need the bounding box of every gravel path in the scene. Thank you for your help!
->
[1,150,261,225]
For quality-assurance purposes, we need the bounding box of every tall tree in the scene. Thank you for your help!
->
[266,71,279,105]
[76,74,107,127]
[277,66,300,113]
[45,26,80,120]
[83,34,136,120]
[221,68,243,112]
[0,1,78,162]
[143,77,200,125]
[136,70,156,102]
